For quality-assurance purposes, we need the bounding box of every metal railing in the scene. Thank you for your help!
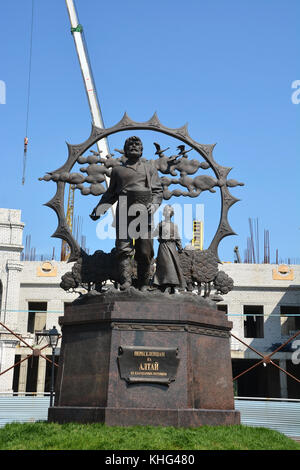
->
[0,321,60,380]
[231,330,300,384]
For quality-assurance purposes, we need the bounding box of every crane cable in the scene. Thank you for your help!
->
[22,0,34,185]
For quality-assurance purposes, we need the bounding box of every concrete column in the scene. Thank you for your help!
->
[3,260,23,331]
[0,337,19,393]
[279,359,288,398]
[228,302,244,352]
[18,354,29,395]
[36,356,47,394]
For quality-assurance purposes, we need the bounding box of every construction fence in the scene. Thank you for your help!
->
[0,394,299,438]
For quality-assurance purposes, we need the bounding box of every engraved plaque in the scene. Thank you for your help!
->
[118,346,180,385]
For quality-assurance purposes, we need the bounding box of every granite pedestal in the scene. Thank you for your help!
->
[48,291,240,427]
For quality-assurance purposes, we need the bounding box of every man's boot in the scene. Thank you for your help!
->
[119,257,132,290]
[137,264,151,292]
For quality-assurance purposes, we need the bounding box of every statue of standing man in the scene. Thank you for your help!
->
[90,136,163,291]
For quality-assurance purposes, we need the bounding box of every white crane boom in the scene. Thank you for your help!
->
[65,0,110,172]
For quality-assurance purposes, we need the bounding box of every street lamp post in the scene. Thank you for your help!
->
[47,326,60,407]
[35,325,60,407]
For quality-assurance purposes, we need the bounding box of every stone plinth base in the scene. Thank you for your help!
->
[48,291,240,427]
[48,407,240,427]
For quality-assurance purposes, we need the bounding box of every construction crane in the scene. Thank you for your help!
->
[192,220,204,250]
[60,184,76,260]
[61,1,113,260]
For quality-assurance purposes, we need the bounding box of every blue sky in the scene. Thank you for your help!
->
[0,0,299,263]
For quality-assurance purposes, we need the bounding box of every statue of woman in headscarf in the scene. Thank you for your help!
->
[153,205,186,294]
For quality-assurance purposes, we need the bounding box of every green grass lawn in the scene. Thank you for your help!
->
[0,422,299,450]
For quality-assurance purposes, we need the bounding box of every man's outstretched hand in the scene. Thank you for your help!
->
[90,203,111,220]
[89,209,100,221]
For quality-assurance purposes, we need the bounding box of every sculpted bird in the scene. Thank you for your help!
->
[153,142,170,157]
[176,145,192,158]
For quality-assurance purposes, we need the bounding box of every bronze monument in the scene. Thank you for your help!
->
[40,113,243,427]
